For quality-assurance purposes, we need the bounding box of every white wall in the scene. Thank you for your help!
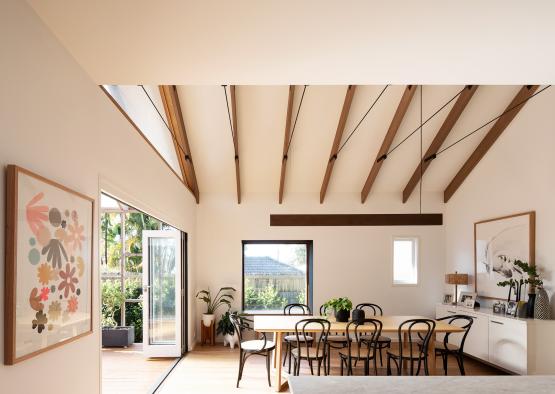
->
[0,1,196,393]
[196,191,445,339]
[444,87,555,312]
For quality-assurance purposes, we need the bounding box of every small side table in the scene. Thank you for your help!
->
[200,321,216,345]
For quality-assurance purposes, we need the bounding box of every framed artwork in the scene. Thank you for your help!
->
[458,291,476,308]
[474,211,535,300]
[4,165,94,364]
[442,294,453,304]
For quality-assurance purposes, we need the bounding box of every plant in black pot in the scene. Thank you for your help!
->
[101,280,134,347]
[323,297,353,323]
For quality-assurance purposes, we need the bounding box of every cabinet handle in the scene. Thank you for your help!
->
[491,320,504,325]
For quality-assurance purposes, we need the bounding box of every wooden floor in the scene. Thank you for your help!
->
[102,343,177,394]
[158,344,506,393]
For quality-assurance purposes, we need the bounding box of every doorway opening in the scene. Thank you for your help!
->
[100,193,187,393]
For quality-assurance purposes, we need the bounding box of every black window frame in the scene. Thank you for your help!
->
[241,240,313,314]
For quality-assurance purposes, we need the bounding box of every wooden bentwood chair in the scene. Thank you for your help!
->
[387,318,436,376]
[420,315,473,375]
[230,313,275,388]
[283,303,312,373]
[320,304,349,374]
[291,318,331,376]
[355,303,392,367]
[339,318,383,376]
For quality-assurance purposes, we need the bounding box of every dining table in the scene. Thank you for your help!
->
[253,315,465,393]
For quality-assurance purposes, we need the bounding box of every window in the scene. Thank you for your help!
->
[392,237,418,285]
[242,241,312,314]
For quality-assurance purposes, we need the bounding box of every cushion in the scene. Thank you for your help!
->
[241,339,275,351]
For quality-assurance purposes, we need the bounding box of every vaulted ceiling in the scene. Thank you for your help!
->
[102,84,549,204]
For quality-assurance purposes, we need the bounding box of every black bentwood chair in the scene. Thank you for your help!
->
[320,304,349,374]
[419,315,473,375]
[230,313,275,388]
[283,303,312,373]
[291,318,331,376]
[355,303,392,367]
[339,318,383,376]
[387,318,436,376]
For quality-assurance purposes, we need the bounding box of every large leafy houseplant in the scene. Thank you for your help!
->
[216,311,247,349]
[323,297,353,322]
[497,257,543,302]
[196,287,236,326]
[102,280,126,327]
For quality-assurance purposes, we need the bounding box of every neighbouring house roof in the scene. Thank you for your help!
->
[245,256,304,277]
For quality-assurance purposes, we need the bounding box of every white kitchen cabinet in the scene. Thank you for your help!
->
[461,310,489,360]
[488,317,527,375]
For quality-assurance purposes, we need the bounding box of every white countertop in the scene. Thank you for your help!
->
[289,376,555,394]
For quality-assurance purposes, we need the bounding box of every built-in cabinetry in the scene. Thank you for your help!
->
[436,304,555,375]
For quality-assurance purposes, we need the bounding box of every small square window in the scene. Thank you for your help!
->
[393,237,418,285]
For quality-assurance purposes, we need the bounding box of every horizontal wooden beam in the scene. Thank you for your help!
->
[270,213,443,226]
[443,85,539,203]
[402,85,478,203]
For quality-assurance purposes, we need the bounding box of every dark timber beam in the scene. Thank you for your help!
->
[319,85,356,203]
[361,85,416,203]
[230,85,241,204]
[159,85,200,203]
[270,213,443,226]
[279,86,295,204]
[443,85,539,203]
[402,85,478,203]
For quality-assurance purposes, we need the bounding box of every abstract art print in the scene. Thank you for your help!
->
[474,211,535,300]
[4,165,93,364]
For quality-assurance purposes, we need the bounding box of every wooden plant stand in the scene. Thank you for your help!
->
[200,321,215,345]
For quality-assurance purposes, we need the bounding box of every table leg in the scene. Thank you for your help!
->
[274,332,289,392]
[273,332,277,368]
[427,332,436,376]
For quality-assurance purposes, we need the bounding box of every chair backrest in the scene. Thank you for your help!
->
[355,303,384,316]
[319,304,328,316]
[398,318,436,376]
[229,313,253,344]
[294,318,330,357]
[438,314,473,352]
[284,303,311,315]
[345,318,383,361]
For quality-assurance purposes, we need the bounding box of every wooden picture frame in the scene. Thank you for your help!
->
[474,211,535,300]
[4,165,94,364]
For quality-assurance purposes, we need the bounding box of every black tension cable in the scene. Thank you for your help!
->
[285,85,308,156]
[377,85,470,163]
[222,85,235,141]
[336,84,390,155]
[140,85,190,160]
[425,85,552,162]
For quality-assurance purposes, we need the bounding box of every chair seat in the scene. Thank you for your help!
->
[326,334,349,342]
[387,344,427,359]
[358,334,391,343]
[291,347,325,359]
[415,339,460,352]
[338,345,374,360]
[241,339,275,351]
[284,334,313,342]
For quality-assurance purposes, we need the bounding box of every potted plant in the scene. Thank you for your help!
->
[217,311,246,349]
[101,280,134,347]
[323,297,353,322]
[196,287,236,327]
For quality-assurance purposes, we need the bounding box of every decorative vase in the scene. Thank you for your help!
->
[202,313,215,327]
[526,293,536,318]
[224,333,239,349]
[352,309,365,324]
[516,301,527,318]
[335,309,350,323]
[534,287,551,320]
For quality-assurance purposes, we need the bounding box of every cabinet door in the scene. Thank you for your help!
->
[461,312,489,360]
[489,318,527,374]
[435,305,460,343]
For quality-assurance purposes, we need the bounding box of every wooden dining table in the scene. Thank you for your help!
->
[254,315,465,392]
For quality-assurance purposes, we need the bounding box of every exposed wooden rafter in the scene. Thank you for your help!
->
[319,85,357,203]
[402,85,478,203]
[443,85,539,203]
[230,85,241,204]
[278,85,296,204]
[159,85,200,203]
[361,85,416,203]
[270,213,443,226]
